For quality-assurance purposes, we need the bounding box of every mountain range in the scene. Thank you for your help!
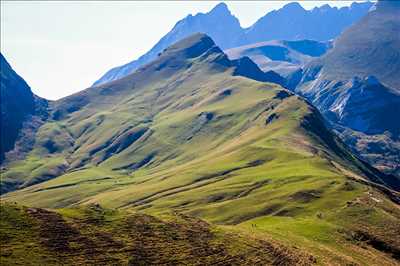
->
[93,1,373,86]
[2,32,400,264]
[291,0,400,176]
[1,1,400,265]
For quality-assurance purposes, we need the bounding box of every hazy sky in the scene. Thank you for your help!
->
[1,1,368,100]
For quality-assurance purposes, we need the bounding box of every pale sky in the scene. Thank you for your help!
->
[1,1,368,100]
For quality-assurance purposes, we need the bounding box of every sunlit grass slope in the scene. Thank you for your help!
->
[2,34,399,264]
[1,203,314,265]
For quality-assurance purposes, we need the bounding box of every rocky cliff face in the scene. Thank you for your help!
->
[291,1,400,175]
[1,54,36,162]
[0,54,48,164]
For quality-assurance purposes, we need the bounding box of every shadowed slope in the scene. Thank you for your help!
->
[309,1,400,90]
[292,1,400,176]
[0,54,48,164]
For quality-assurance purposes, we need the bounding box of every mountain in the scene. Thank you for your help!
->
[0,54,47,164]
[226,39,332,77]
[305,0,400,90]
[292,1,400,176]
[2,34,400,264]
[93,3,242,86]
[93,2,372,86]
[242,2,373,45]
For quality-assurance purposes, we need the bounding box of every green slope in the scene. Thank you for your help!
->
[0,203,314,265]
[1,33,399,264]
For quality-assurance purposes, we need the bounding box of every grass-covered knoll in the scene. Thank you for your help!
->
[0,203,314,265]
[1,34,399,264]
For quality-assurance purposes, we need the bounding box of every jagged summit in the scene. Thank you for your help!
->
[94,2,372,86]
[92,3,242,86]
[183,2,233,21]
[281,2,305,12]
[95,34,284,88]
[208,2,231,16]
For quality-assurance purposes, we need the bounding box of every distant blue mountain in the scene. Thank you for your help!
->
[93,1,373,86]
[241,2,373,45]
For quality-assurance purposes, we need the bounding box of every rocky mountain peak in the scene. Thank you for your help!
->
[208,2,231,16]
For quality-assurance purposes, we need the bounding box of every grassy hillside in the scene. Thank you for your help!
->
[0,203,314,265]
[1,34,399,264]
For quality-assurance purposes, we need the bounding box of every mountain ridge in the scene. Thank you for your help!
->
[3,33,398,195]
[93,1,373,86]
[2,33,400,264]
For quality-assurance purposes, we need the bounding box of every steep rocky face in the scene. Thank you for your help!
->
[292,1,400,175]
[310,0,400,91]
[316,77,399,136]
[0,54,48,165]
[93,2,372,86]
[1,54,36,162]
